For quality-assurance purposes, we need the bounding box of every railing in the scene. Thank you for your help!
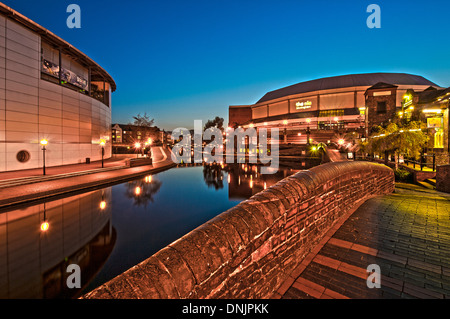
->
[404,154,436,172]
[354,154,437,171]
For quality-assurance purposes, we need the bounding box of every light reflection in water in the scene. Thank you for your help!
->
[0,188,114,299]
[1,158,321,298]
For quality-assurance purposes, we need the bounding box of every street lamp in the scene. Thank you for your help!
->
[147,138,153,159]
[100,139,105,168]
[40,139,48,175]
[135,142,141,158]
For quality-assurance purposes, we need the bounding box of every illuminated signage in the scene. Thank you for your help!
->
[295,100,312,110]
[403,94,413,107]
[373,91,391,96]
[427,117,442,128]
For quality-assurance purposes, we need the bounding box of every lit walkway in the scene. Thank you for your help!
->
[275,183,450,299]
[326,149,348,162]
[0,147,175,208]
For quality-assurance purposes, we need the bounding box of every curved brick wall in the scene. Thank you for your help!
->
[83,161,394,299]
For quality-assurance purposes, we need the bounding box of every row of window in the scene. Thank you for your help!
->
[318,109,345,117]
[317,121,345,130]
[41,49,110,107]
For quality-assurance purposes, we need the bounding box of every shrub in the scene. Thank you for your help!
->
[394,168,412,182]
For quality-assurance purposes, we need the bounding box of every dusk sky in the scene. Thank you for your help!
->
[3,0,450,130]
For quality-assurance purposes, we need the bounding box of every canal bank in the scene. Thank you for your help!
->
[1,145,328,298]
[0,147,176,209]
[83,160,394,299]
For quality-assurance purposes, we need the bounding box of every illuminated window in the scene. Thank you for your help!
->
[318,109,344,117]
[434,129,444,148]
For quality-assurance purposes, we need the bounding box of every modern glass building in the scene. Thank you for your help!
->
[0,3,116,172]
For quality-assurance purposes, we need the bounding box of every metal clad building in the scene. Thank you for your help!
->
[0,3,116,171]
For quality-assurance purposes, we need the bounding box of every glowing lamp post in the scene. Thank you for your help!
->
[135,142,141,158]
[100,139,105,168]
[306,118,311,145]
[282,120,288,143]
[147,138,153,159]
[40,139,48,175]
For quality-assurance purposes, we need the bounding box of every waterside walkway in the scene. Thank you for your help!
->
[0,147,175,209]
[274,182,450,299]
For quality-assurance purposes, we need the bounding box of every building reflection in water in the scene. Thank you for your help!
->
[203,164,224,190]
[0,188,115,299]
[124,174,163,207]
[202,158,321,200]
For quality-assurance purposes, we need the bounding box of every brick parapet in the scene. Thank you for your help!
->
[436,164,450,193]
[83,161,394,299]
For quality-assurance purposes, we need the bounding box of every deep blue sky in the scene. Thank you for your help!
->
[3,0,450,130]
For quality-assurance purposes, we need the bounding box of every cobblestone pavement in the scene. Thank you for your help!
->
[277,183,450,299]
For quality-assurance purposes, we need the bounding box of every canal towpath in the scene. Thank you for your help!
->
[0,146,176,209]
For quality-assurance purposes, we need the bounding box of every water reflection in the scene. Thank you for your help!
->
[1,158,322,299]
[124,174,163,207]
[0,189,115,299]
[203,164,224,190]
[201,159,321,200]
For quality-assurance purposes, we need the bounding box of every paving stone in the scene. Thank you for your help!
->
[281,183,450,299]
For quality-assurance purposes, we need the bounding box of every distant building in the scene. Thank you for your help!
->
[399,87,449,165]
[111,124,161,145]
[229,72,449,164]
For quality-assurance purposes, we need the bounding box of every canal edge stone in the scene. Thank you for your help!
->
[83,161,395,299]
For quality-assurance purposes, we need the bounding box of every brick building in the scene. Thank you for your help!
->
[111,123,161,145]
[364,82,399,130]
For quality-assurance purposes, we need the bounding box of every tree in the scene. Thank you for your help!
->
[366,120,429,169]
[204,116,224,131]
[131,112,154,127]
[125,177,162,208]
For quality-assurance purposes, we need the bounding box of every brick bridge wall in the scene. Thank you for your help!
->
[83,161,394,299]
[436,164,450,193]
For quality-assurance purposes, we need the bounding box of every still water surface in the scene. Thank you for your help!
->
[0,160,318,298]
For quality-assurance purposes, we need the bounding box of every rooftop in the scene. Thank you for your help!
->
[0,3,116,92]
[257,73,440,104]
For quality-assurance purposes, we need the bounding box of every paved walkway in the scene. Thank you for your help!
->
[0,146,175,208]
[275,182,450,299]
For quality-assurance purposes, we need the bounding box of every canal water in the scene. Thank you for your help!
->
[0,159,320,298]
